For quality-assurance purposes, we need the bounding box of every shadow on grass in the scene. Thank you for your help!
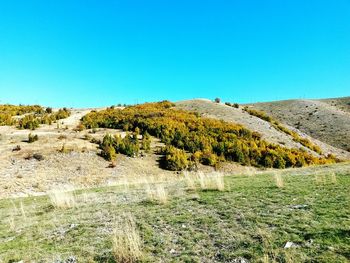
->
[94,252,116,263]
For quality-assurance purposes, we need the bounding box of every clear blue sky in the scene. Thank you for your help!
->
[0,0,349,107]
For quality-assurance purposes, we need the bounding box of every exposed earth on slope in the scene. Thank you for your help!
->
[176,99,350,160]
[247,97,350,152]
[0,108,250,199]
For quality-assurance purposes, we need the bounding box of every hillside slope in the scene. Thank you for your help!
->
[248,97,350,152]
[321,96,350,113]
[176,99,350,160]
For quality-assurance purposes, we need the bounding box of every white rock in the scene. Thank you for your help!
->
[284,241,299,248]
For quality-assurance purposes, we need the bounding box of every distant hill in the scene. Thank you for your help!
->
[176,98,350,160]
[246,97,350,152]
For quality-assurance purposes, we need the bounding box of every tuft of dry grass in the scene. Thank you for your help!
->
[112,214,143,263]
[273,172,284,188]
[48,186,76,209]
[314,173,326,185]
[330,172,337,184]
[183,171,198,191]
[315,172,338,185]
[145,182,169,204]
[8,213,16,232]
[198,171,225,191]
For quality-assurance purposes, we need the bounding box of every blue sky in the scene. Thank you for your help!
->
[0,0,349,107]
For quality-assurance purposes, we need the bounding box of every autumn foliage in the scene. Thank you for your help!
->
[0,104,71,130]
[81,101,336,170]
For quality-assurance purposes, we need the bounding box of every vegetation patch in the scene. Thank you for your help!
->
[0,104,71,130]
[0,104,43,126]
[243,107,323,154]
[81,101,336,170]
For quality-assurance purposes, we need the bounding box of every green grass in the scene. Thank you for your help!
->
[0,168,349,262]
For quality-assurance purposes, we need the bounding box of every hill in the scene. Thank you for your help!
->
[176,99,350,160]
[1,100,350,262]
[246,97,350,152]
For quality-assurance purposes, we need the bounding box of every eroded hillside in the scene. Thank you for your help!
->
[176,99,350,160]
[248,98,350,152]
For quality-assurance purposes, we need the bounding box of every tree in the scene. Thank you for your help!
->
[214,98,221,103]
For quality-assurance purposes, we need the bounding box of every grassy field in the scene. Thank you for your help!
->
[0,164,349,262]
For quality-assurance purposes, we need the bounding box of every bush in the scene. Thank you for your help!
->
[201,151,218,166]
[119,134,139,157]
[0,113,16,126]
[28,133,38,143]
[163,146,189,171]
[54,108,71,120]
[74,123,85,132]
[101,144,117,161]
[141,132,151,153]
[214,98,221,103]
[100,133,139,160]
[18,115,40,130]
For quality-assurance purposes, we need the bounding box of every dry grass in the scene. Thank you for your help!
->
[145,182,169,204]
[273,172,284,188]
[112,214,143,263]
[314,173,326,185]
[48,186,76,209]
[182,171,225,192]
[183,171,198,191]
[314,172,338,185]
[8,212,16,231]
[198,171,225,191]
[330,172,337,184]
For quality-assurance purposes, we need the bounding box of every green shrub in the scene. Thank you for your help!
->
[28,133,39,143]
[201,151,218,166]
[100,133,140,160]
[121,134,140,157]
[101,144,117,161]
[0,114,15,126]
[163,146,189,171]
[141,132,151,153]
[19,115,40,130]
[54,108,71,120]
[244,107,272,122]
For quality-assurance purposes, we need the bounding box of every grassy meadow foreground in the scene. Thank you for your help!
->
[1,163,349,262]
[1,99,350,262]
